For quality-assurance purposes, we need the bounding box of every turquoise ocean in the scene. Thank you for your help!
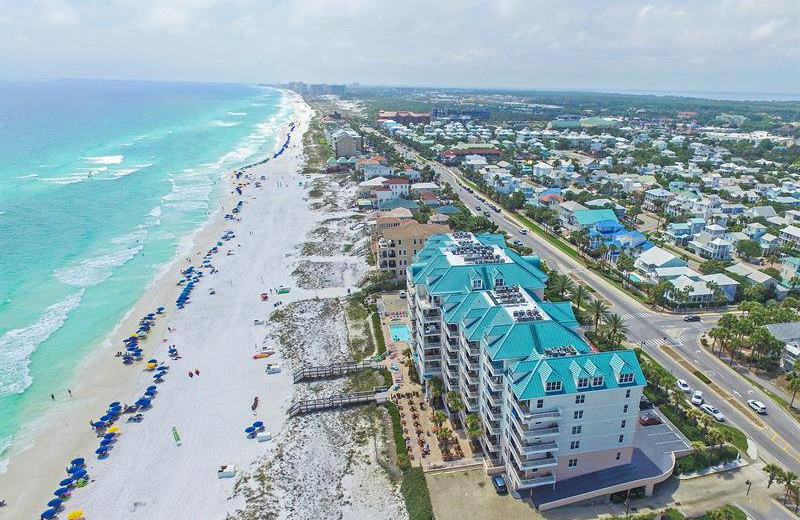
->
[0,79,293,465]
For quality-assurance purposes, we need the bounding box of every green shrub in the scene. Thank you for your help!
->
[372,313,386,354]
[400,467,435,520]
[384,402,410,469]
[675,445,739,474]
[693,370,712,384]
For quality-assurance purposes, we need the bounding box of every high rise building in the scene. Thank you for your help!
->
[406,232,647,507]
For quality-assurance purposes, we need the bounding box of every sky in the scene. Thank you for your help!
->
[1,0,799,95]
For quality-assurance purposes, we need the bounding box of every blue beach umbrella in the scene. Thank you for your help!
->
[244,426,255,434]
[54,487,69,496]
[59,477,74,486]
[135,397,151,407]
[47,498,62,508]
[73,469,87,479]
[252,421,264,428]
[100,439,113,447]
[41,508,57,519]
[99,414,111,422]
[147,385,157,391]
[93,420,105,428]
[70,457,85,466]
[108,402,120,408]
[95,447,107,454]
[103,432,115,439]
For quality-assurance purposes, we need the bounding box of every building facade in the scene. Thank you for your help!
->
[406,233,646,502]
[377,221,450,280]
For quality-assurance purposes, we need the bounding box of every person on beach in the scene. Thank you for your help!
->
[51,394,55,401]
[188,371,194,378]
[194,369,200,376]
[68,389,72,397]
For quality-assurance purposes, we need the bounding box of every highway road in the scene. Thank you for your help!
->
[371,128,800,476]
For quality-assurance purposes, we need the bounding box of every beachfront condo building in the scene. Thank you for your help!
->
[406,232,646,507]
[377,220,450,281]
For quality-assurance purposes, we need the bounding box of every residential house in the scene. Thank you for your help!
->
[781,257,800,283]
[779,225,800,248]
[642,188,675,212]
[764,322,800,371]
[688,225,733,260]
[330,128,363,158]
[634,246,688,280]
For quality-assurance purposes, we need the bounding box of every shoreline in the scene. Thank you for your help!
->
[0,90,310,519]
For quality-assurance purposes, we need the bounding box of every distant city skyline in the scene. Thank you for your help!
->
[2,0,798,95]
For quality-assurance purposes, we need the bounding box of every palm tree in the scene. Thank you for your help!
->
[573,285,588,311]
[446,391,464,414]
[464,413,482,441]
[706,428,725,464]
[553,274,576,300]
[788,377,800,409]
[603,313,629,346]
[782,471,798,504]
[764,463,784,488]
[588,299,610,332]
[432,410,447,428]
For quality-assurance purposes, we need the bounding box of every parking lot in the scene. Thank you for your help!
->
[636,408,693,470]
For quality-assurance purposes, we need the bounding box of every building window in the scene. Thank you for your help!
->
[472,279,483,290]
[618,434,624,443]
[618,373,634,384]
[623,404,629,414]
[592,376,604,386]
[575,394,585,405]
[495,277,504,287]
[616,452,622,461]
[545,381,562,392]
[577,377,589,389]
[568,458,578,468]
[621,420,627,429]
[625,389,631,398]
[570,440,580,450]
[571,426,582,435]
[536,399,544,409]
[574,410,584,420]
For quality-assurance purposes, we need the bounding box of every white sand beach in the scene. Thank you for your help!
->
[0,91,364,519]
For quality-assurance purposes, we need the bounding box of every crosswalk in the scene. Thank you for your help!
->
[617,311,652,321]
[678,329,703,343]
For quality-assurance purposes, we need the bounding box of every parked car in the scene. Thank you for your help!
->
[639,412,663,426]
[676,379,691,393]
[475,205,482,211]
[691,390,704,406]
[519,228,528,235]
[747,399,767,414]
[701,404,725,422]
[639,395,653,410]
[492,475,508,495]
[512,240,523,246]
[483,211,491,217]
[683,315,701,322]
[399,291,407,299]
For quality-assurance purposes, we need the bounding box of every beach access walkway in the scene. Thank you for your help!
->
[292,360,380,383]
[287,389,389,418]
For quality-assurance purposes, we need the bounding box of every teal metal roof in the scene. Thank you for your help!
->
[510,350,645,399]
[409,233,547,296]
[485,320,591,360]
[573,209,619,226]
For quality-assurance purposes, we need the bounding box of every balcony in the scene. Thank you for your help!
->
[509,448,558,471]
[516,474,556,489]
[380,250,397,258]
[512,401,562,423]
[485,375,503,393]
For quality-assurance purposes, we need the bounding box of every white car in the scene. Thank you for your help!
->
[691,390,704,406]
[519,228,528,235]
[747,399,767,414]
[701,404,725,422]
[676,379,691,393]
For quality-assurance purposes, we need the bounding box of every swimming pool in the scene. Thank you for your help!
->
[628,273,643,283]
[389,324,410,342]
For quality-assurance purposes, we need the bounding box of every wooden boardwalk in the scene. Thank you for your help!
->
[292,360,380,383]
[287,389,389,418]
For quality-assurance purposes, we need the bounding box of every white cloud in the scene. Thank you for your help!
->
[1,0,797,94]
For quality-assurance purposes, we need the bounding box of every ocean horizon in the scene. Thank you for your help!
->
[0,79,294,465]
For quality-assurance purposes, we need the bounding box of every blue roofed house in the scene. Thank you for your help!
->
[587,220,652,259]
[564,208,620,233]
[664,223,692,246]
[406,232,675,510]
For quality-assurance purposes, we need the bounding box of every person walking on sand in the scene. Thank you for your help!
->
[194,369,200,377]
[68,389,72,397]
[188,371,194,378]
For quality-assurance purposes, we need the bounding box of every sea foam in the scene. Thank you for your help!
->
[86,155,124,165]
[0,291,85,397]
